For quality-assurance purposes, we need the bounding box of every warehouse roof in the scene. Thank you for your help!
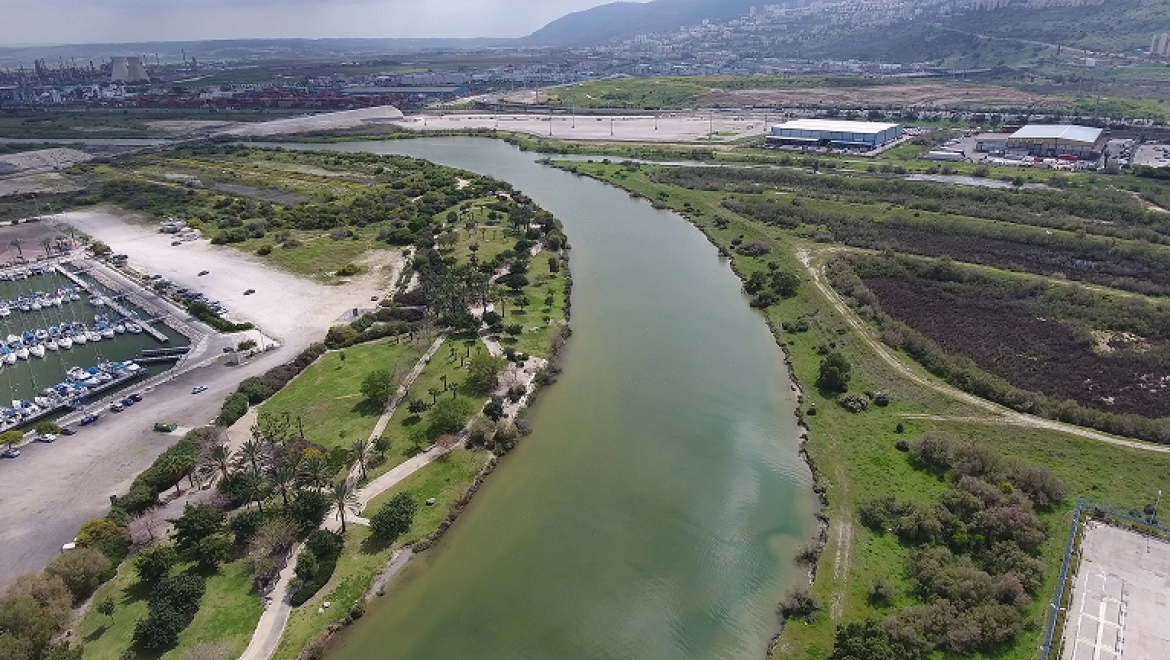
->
[773,119,901,134]
[1009,124,1103,144]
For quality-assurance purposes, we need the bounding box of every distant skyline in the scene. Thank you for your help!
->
[0,0,631,46]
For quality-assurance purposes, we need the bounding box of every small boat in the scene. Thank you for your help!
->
[72,331,87,345]
[87,330,102,343]
[48,326,59,337]
[113,323,126,334]
[58,336,72,349]
[14,345,29,360]
[69,291,80,302]
[45,338,57,351]
[34,328,47,341]
[22,332,35,344]
[29,344,44,358]
[18,302,30,312]
[33,396,51,408]
[30,299,42,311]
[125,322,142,334]
[90,296,106,307]
[50,296,62,307]
[96,324,114,339]
[0,305,9,317]
[5,334,18,344]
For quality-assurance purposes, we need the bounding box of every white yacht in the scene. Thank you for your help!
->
[125,321,143,334]
[29,344,44,358]
[0,305,9,317]
[72,331,87,345]
[58,336,72,349]
[45,338,58,351]
[14,345,29,360]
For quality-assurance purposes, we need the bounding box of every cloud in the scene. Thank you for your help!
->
[0,0,620,44]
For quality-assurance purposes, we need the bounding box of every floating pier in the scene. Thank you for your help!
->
[54,265,170,343]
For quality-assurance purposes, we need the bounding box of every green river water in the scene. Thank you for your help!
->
[272,138,816,660]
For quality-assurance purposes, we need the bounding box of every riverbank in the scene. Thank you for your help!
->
[554,158,1170,659]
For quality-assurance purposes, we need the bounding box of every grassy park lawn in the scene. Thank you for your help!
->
[77,559,262,660]
[498,252,567,359]
[362,448,488,518]
[275,449,489,660]
[260,338,425,456]
[376,336,491,463]
[555,158,1170,660]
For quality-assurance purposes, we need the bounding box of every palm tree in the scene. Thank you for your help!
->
[9,239,23,261]
[158,453,194,496]
[235,438,268,474]
[240,465,267,513]
[348,439,370,482]
[329,479,359,533]
[200,444,233,483]
[40,237,51,259]
[267,461,295,508]
[428,387,441,405]
[297,453,328,490]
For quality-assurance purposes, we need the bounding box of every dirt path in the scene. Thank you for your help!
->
[827,459,852,621]
[797,247,1170,454]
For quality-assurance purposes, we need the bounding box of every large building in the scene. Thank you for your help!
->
[1151,33,1170,58]
[1005,124,1105,159]
[767,119,903,150]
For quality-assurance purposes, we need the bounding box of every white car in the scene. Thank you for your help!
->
[192,386,208,394]
[36,434,56,443]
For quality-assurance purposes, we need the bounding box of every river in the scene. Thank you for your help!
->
[268,138,816,659]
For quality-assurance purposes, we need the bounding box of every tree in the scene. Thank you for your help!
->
[157,451,196,495]
[45,548,110,602]
[267,461,295,508]
[373,434,391,459]
[325,324,358,349]
[134,545,178,583]
[294,549,318,582]
[0,573,73,658]
[235,438,269,475]
[465,353,504,394]
[76,518,125,547]
[497,273,529,291]
[429,397,473,435]
[348,439,370,482]
[483,396,505,422]
[817,351,852,393]
[34,421,61,435]
[369,491,417,541]
[504,323,522,339]
[407,398,429,415]
[828,619,897,660]
[329,479,359,533]
[96,596,116,624]
[0,429,23,452]
[195,534,234,569]
[9,238,24,260]
[427,387,441,405]
[254,410,293,445]
[361,368,395,404]
[170,505,225,559]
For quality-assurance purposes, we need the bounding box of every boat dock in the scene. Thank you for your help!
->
[54,265,170,343]
[135,346,190,364]
[1,366,147,433]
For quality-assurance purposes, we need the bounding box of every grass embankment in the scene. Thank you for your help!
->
[77,559,263,660]
[272,450,489,660]
[0,111,275,139]
[259,338,425,476]
[555,159,1170,660]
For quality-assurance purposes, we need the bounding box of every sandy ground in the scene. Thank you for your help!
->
[146,120,246,135]
[0,148,93,176]
[0,210,401,590]
[219,106,405,138]
[0,172,85,199]
[709,83,1062,109]
[403,112,769,143]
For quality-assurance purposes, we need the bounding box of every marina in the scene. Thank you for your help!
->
[0,264,189,430]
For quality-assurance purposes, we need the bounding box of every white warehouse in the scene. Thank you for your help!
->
[766,119,904,150]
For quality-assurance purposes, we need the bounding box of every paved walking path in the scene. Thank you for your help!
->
[238,333,448,660]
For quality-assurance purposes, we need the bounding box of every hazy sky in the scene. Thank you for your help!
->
[0,0,624,45]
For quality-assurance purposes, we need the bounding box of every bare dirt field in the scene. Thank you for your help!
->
[219,106,405,137]
[709,83,1064,109]
[0,147,93,176]
[0,210,400,590]
[405,112,769,143]
[145,120,246,134]
[0,172,85,198]
[1061,521,1170,660]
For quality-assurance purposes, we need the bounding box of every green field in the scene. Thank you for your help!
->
[77,559,263,660]
[0,111,277,139]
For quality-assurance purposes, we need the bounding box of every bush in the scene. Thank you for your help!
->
[735,240,772,256]
[134,544,179,583]
[838,393,869,413]
[369,492,417,541]
[868,576,896,604]
[287,492,330,533]
[325,324,359,349]
[305,529,343,560]
[230,509,265,546]
[429,397,473,435]
[76,519,125,548]
[910,432,954,469]
[830,619,898,660]
[236,377,273,405]
[778,584,822,622]
[816,351,851,392]
[289,534,341,607]
[133,574,206,651]
[216,392,250,426]
[45,548,110,602]
[34,421,62,435]
[294,549,318,582]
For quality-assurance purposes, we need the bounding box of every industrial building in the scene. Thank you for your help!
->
[1151,33,1170,58]
[1004,124,1105,159]
[766,119,903,150]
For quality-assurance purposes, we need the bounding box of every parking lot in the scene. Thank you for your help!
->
[1060,521,1170,660]
[1132,143,1170,168]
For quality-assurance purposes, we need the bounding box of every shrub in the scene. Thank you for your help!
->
[325,324,359,349]
[735,240,772,256]
[829,619,898,660]
[369,492,417,541]
[305,529,343,560]
[816,351,851,392]
[230,509,265,546]
[778,584,822,622]
[134,545,179,583]
[910,432,954,469]
[838,393,869,413]
[216,392,250,426]
[76,519,125,548]
[236,377,273,405]
[171,505,226,559]
[868,576,896,604]
[45,548,110,602]
[35,421,62,435]
[294,549,318,582]
[133,574,206,651]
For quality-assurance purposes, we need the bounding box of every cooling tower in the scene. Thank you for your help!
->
[111,56,149,82]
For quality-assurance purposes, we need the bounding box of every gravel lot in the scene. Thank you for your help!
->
[0,210,399,590]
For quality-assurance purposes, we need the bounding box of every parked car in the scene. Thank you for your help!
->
[80,413,99,426]
[1,448,19,458]
[130,393,143,402]
[110,402,124,413]
[171,241,182,246]
[153,422,178,433]
[198,270,209,276]
[191,386,208,394]
[60,427,76,436]
[243,288,256,295]
[36,434,56,443]
[121,397,136,407]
